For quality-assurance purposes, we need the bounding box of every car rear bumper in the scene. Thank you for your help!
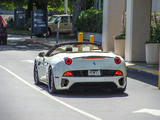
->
[54,76,127,90]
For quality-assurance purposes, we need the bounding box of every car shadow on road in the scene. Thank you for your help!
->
[127,68,158,87]
[55,90,128,99]
[37,83,128,98]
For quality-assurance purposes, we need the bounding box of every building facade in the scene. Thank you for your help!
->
[102,0,159,62]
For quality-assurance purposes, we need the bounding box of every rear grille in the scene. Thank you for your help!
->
[68,70,117,77]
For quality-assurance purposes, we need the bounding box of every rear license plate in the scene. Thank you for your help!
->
[88,70,101,76]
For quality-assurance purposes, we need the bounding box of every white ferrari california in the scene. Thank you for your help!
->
[34,42,127,93]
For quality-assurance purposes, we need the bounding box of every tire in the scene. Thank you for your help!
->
[113,85,126,93]
[0,37,6,45]
[0,39,2,45]
[48,67,57,94]
[34,63,41,85]
[3,37,7,45]
[35,34,43,37]
[44,28,51,38]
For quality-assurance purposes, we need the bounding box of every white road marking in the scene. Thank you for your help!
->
[133,108,160,116]
[0,65,102,120]
[21,60,34,63]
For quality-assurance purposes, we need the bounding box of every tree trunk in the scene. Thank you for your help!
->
[26,0,33,19]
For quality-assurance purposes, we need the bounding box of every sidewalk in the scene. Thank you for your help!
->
[12,34,159,76]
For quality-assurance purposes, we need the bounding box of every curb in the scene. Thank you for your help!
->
[8,33,29,36]
[127,65,158,76]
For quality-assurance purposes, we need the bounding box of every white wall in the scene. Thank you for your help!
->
[125,0,151,61]
[102,0,125,52]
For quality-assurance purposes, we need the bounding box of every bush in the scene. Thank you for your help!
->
[76,9,102,33]
[146,12,160,43]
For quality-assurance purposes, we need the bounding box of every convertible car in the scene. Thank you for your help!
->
[34,42,127,93]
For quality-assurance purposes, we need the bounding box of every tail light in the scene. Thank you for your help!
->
[0,16,6,28]
[114,57,121,64]
[63,71,73,77]
[83,56,104,59]
[114,70,123,76]
[65,58,72,65]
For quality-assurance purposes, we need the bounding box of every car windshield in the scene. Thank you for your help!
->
[48,16,57,23]
[48,43,102,56]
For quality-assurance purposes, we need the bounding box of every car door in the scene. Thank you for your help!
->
[36,57,45,81]
[67,16,72,32]
[48,16,61,33]
[40,56,49,83]
[60,16,71,33]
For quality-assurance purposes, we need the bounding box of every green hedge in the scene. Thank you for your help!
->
[76,9,103,33]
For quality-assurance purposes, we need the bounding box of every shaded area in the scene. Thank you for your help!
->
[0,41,51,51]
[126,62,158,75]
[127,68,158,87]
[0,33,76,51]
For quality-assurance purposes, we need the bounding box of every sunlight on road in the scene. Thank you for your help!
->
[21,60,34,63]
[133,108,160,116]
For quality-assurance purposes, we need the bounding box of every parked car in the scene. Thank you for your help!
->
[47,14,72,36]
[34,42,127,94]
[0,16,7,45]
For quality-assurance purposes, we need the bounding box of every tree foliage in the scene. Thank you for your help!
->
[76,9,102,33]
[0,0,28,9]
[72,0,94,32]
[0,0,95,32]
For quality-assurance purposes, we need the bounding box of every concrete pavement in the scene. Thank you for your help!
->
[0,47,160,120]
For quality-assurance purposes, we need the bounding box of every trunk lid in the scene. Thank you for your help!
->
[56,52,120,70]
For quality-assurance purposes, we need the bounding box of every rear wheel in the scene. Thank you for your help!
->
[0,37,7,45]
[3,37,7,45]
[48,67,57,94]
[0,39,2,45]
[35,34,43,37]
[34,63,40,85]
[44,28,51,38]
[113,84,126,93]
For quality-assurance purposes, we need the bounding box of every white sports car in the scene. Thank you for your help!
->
[34,42,127,93]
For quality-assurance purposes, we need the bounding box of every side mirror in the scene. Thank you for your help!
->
[38,52,45,57]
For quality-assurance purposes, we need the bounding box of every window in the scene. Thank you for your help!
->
[61,16,68,23]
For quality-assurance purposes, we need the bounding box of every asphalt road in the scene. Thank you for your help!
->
[0,39,160,120]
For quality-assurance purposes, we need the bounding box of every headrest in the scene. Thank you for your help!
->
[66,47,72,52]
